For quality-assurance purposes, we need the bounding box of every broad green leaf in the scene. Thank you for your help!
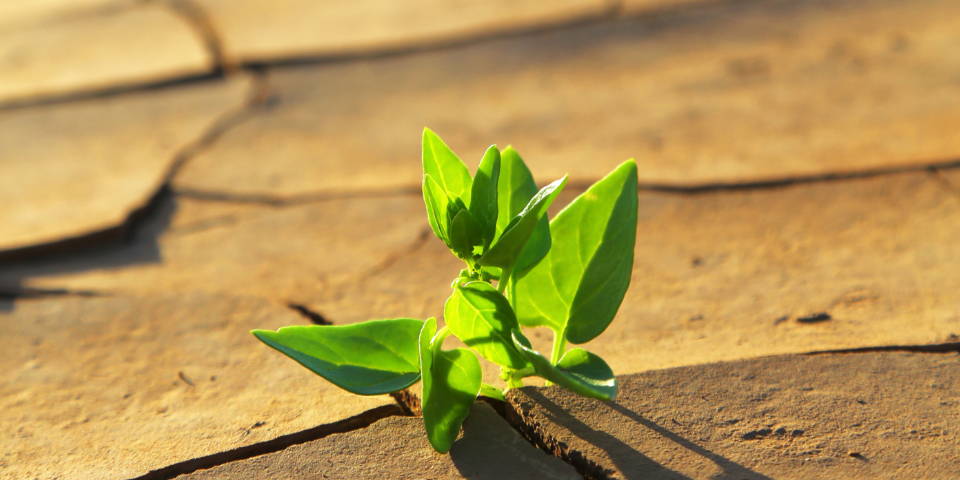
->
[423,128,472,205]
[419,318,482,453]
[496,147,551,276]
[469,145,500,248]
[252,319,424,396]
[512,160,638,344]
[447,209,485,260]
[443,281,528,369]
[512,330,617,401]
[478,176,568,275]
[423,174,452,243]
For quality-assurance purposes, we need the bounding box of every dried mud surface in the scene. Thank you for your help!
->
[507,352,960,479]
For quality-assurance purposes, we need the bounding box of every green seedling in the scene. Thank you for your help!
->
[253,128,639,453]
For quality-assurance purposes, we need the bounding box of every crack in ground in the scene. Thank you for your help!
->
[928,167,960,204]
[0,286,109,300]
[285,303,333,325]
[360,227,432,281]
[173,185,422,207]
[0,0,769,111]
[389,389,422,417]
[161,0,229,74]
[504,395,614,480]
[125,340,960,480]
[804,340,960,356]
[126,404,404,480]
[0,72,269,263]
[174,157,960,210]
[163,69,270,183]
[633,158,960,194]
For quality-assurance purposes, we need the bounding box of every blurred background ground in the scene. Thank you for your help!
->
[2,0,960,478]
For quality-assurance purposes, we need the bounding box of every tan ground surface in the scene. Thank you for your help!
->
[196,0,612,64]
[178,403,579,480]
[0,75,250,256]
[7,171,957,372]
[507,352,960,479]
[0,293,396,480]
[2,0,960,477]
[0,3,212,104]
[175,0,960,199]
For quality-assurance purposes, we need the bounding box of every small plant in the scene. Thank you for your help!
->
[253,128,638,453]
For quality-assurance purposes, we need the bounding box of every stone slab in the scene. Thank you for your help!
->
[0,0,128,30]
[621,0,723,14]
[506,352,960,479]
[194,0,609,64]
[0,194,429,304]
[0,4,212,104]
[11,172,960,387]
[0,75,250,256]
[12,172,960,365]
[0,293,397,480]
[176,0,960,198]
[178,402,579,480]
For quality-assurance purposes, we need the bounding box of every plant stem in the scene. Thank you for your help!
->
[513,366,536,378]
[507,376,524,389]
[550,330,567,365]
[431,326,452,355]
[496,265,513,294]
[545,330,568,386]
[480,383,506,401]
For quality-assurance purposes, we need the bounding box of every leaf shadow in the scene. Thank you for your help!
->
[525,390,773,480]
[524,390,693,480]
[606,402,774,480]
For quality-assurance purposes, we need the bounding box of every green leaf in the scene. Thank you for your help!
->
[478,175,568,276]
[423,128,472,206]
[448,209,485,260]
[419,318,482,453]
[443,281,529,369]
[512,160,638,344]
[252,319,424,396]
[511,330,617,401]
[496,147,551,276]
[423,174,452,243]
[469,145,500,248]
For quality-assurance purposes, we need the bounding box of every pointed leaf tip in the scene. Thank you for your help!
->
[253,319,425,396]
[512,161,638,344]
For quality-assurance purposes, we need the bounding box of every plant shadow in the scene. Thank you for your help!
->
[524,390,773,480]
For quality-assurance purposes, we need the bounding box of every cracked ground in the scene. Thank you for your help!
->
[3,0,960,478]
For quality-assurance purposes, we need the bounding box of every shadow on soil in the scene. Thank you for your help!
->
[0,189,174,312]
[607,402,773,480]
[519,390,771,480]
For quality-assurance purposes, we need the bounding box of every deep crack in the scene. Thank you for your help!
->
[173,185,422,207]
[161,0,229,73]
[0,286,109,300]
[286,303,332,325]
[126,404,403,480]
[804,341,960,356]
[0,72,267,263]
[633,158,960,195]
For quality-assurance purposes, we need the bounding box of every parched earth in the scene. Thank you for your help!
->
[2,0,960,478]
